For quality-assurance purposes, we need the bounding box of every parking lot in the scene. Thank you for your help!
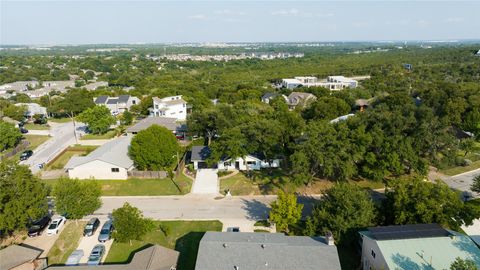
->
[75,218,113,264]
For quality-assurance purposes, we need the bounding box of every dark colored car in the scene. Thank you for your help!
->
[98,220,114,242]
[20,150,33,161]
[20,127,29,134]
[84,218,100,236]
[28,215,51,237]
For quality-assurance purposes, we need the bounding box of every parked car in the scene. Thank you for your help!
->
[84,218,100,236]
[66,249,84,266]
[27,215,51,237]
[20,150,33,161]
[227,227,240,232]
[175,134,184,140]
[46,216,66,235]
[98,220,113,242]
[87,244,105,265]
[20,127,29,134]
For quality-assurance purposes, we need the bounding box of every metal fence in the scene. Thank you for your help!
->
[128,170,168,179]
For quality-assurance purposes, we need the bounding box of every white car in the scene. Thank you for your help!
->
[47,216,66,235]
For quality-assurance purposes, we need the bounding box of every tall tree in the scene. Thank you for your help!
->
[77,105,116,134]
[112,202,154,244]
[269,191,303,233]
[450,258,478,270]
[0,121,22,151]
[305,183,376,245]
[0,161,49,233]
[470,175,480,194]
[53,178,101,219]
[129,125,179,170]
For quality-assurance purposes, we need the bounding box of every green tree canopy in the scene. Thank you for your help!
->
[305,183,376,245]
[471,175,480,194]
[269,191,303,233]
[383,179,479,230]
[129,125,179,170]
[120,110,133,126]
[53,178,101,219]
[77,105,116,134]
[0,121,22,151]
[49,89,95,116]
[111,202,154,243]
[0,161,49,233]
[450,257,478,270]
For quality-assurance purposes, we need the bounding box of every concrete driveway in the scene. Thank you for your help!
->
[191,169,219,194]
[76,219,113,264]
[23,218,67,257]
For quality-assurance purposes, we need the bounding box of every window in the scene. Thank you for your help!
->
[179,111,183,113]
[111,168,120,173]
[132,100,136,105]
[247,161,256,165]
[224,162,231,167]
[155,105,159,109]
[371,250,376,259]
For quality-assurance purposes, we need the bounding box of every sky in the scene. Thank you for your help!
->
[0,0,479,45]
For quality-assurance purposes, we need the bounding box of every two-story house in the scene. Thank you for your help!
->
[94,95,140,115]
[150,95,187,121]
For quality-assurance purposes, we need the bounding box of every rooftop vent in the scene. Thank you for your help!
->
[326,231,335,246]
[223,243,228,248]
[261,244,266,249]
[234,266,239,270]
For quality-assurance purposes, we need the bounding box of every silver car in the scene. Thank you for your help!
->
[87,245,105,265]
[66,250,84,266]
[98,220,113,243]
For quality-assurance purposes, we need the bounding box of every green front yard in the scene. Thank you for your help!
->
[440,142,480,176]
[48,118,74,123]
[46,145,98,170]
[80,130,117,140]
[23,123,50,130]
[42,173,192,196]
[1,135,50,161]
[47,221,87,265]
[105,220,222,270]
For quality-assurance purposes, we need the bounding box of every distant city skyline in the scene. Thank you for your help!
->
[1,1,479,45]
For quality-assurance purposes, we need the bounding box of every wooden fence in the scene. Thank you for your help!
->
[128,170,168,179]
[1,140,30,160]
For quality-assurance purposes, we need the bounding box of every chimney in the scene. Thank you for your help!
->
[325,231,335,246]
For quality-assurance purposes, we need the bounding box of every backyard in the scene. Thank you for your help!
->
[105,220,222,270]
[42,173,192,196]
[47,221,87,265]
[46,145,98,170]
[80,130,117,140]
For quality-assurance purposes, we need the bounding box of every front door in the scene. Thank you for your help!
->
[235,161,240,170]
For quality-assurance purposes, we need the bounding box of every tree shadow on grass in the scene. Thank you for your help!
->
[175,232,206,270]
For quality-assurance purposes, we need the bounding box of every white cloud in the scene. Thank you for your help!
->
[189,14,207,20]
[445,17,464,23]
[271,8,300,16]
[316,13,334,18]
[214,9,246,16]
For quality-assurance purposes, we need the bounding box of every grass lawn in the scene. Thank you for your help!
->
[49,118,73,123]
[46,145,98,170]
[80,130,117,140]
[441,160,480,176]
[105,220,222,270]
[47,221,87,265]
[42,174,192,196]
[25,135,50,150]
[23,123,50,130]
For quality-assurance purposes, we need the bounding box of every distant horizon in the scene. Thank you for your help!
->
[1,1,479,45]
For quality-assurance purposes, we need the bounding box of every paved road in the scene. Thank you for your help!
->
[95,195,320,221]
[20,121,85,174]
[441,169,480,197]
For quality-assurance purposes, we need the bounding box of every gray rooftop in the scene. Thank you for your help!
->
[64,135,133,169]
[195,232,341,270]
[94,95,108,104]
[191,146,211,161]
[0,244,42,270]
[47,245,179,270]
[126,117,179,133]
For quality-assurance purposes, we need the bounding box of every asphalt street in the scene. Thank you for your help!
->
[441,169,480,197]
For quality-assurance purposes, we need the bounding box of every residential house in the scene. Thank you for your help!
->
[64,136,133,180]
[0,244,46,270]
[190,146,280,171]
[325,76,358,89]
[286,92,317,109]
[476,50,480,56]
[279,76,358,90]
[359,223,480,270]
[150,95,187,121]
[47,245,179,270]
[15,103,48,119]
[94,95,140,115]
[126,117,185,135]
[195,232,341,270]
[261,93,287,104]
[281,78,303,89]
[84,81,108,90]
[330,114,355,124]
[0,81,39,92]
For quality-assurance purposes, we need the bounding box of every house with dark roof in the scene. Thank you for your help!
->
[190,146,280,171]
[64,135,133,180]
[359,223,480,270]
[94,95,140,115]
[126,117,185,135]
[47,245,179,270]
[195,232,341,270]
[286,92,317,109]
[0,244,46,270]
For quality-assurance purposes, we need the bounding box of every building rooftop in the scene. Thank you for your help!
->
[360,224,480,269]
[191,146,211,161]
[64,135,133,169]
[153,96,187,106]
[94,95,109,104]
[47,245,179,270]
[195,232,341,270]
[126,117,180,133]
[0,244,42,270]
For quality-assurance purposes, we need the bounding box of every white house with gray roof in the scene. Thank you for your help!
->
[94,95,140,115]
[359,223,480,270]
[195,232,341,270]
[150,95,187,121]
[64,135,133,180]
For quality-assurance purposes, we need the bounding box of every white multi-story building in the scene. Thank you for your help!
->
[150,95,187,121]
[280,75,358,90]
